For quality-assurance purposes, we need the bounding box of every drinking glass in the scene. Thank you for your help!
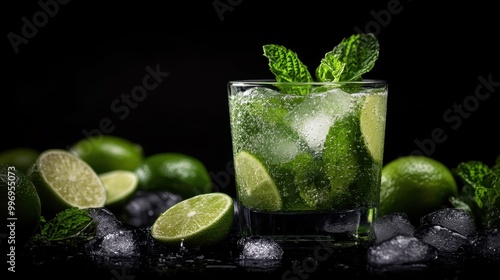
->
[228,80,388,247]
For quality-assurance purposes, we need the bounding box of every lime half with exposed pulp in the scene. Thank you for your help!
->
[151,192,234,247]
[99,170,138,207]
[28,149,106,217]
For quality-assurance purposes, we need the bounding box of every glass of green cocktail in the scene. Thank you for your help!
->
[228,33,388,246]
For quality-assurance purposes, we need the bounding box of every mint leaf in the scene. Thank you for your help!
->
[455,161,492,191]
[454,160,500,228]
[263,44,313,95]
[316,33,379,82]
[292,153,332,209]
[493,154,500,174]
[449,196,473,214]
[33,207,96,246]
[316,57,346,83]
[263,33,380,95]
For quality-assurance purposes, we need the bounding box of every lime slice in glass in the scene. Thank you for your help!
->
[234,151,283,211]
[28,149,106,217]
[99,170,138,207]
[360,93,387,164]
[151,192,234,247]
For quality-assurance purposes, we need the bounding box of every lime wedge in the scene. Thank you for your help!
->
[151,192,234,247]
[360,93,387,163]
[99,170,138,207]
[234,151,282,211]
[28,149,106,217]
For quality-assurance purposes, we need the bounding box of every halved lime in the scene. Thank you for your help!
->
[234,151,282,211]
[28,149,107,217]
[360,93,387,164]
[99,170,138,207]
[151,192,234,247]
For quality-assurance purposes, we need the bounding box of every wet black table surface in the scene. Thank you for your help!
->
[9,233,495,280]
[7,206,498,280]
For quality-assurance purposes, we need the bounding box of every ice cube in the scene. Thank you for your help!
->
[230,86,302,153]
[468,227,500,264]
[92,229,140,257]
[370,212,415,244]
[119,191,183,228]
[414,225,470,255]
[323,209,360,235]
[83,208,143,258]
[284,89,353,154]
[236,236,283,270]
[87,207,124,238]
[419,208,477,237]
[237,236,284,260]
[241,86,281,97]
[367,235,437,267]
[248,125,307,164]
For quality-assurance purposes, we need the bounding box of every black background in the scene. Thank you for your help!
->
[3,0,500,194]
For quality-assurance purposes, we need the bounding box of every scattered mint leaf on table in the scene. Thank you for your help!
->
[32,207,97,246]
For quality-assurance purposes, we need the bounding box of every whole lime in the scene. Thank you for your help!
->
[70,135,144,174]
[135,153,213,199]
[0,148,40,174]
[0,164,41,246]
[379,155,458,223]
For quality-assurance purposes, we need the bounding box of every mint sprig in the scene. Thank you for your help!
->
[450,158,500,229]
[32,207,97,246]
[263,44,313,95]
[316,33,379,82]
[262,33,380,94]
